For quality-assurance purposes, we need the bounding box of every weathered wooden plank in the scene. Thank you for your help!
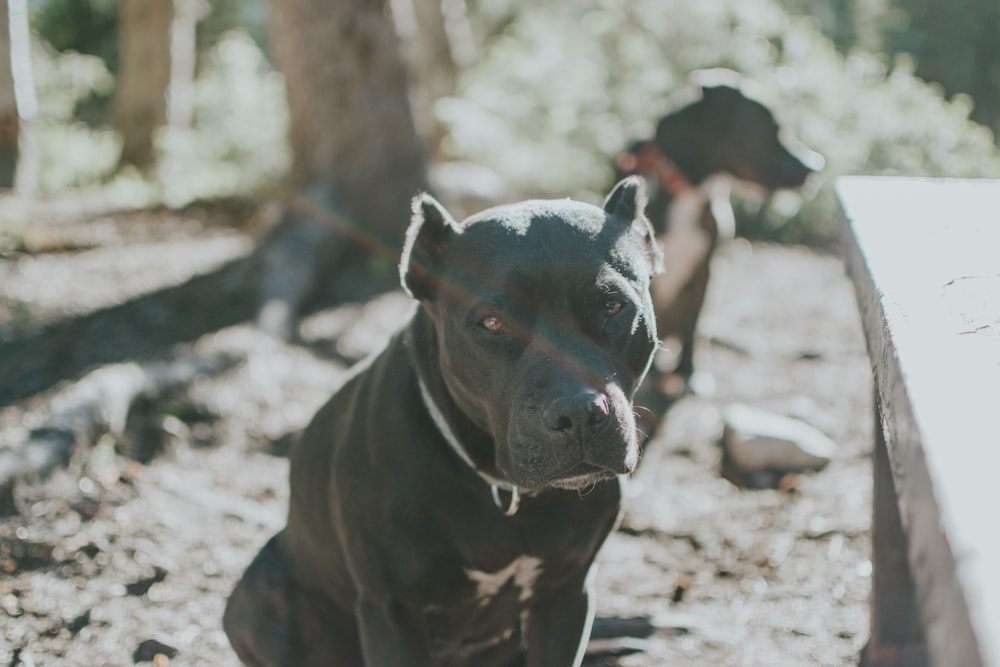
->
[838,176,1000,667]
[860,396,927,667]
[837,178,1000,665]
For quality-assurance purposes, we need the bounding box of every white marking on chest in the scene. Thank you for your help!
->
[465,556,544,605]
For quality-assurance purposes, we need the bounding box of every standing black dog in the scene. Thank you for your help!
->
[223,177,661,666]
[617,69,823,405]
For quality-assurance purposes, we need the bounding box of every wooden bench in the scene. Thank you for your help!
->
[838,177,1000,667]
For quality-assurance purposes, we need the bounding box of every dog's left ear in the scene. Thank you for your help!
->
[400,192,459,300]
[603,177,663,275]
[604,176,646,222]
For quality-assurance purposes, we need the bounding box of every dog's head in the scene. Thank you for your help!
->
[401,178,661,491]
[656,68,824,190]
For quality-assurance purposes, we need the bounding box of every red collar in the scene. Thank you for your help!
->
[616,139,694,195]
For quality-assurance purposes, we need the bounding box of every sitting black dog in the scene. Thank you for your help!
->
[617,69,823,405]
[223,177,661,666]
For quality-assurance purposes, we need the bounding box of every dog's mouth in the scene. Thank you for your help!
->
[547,464,622,491]
[501,393,640,491]
[511,451,634,492]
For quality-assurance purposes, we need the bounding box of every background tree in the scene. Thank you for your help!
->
[0,0,20,187]
[114,0,172,169]
[258,0,427,337]
[0,0,34,190]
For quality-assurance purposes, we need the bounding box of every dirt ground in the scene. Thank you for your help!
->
[0,203,873,666]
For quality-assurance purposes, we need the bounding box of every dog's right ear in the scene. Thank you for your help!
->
[400,193,458,300]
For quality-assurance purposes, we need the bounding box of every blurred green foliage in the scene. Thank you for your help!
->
[29,42,121,192]
[27,25,286,203]
[444,0,1000,244]
[29,0,269,129]
[27,0,278,206]
[154,30,290,205]
[30,0,118,69]
[23,0,1000,244]
[777,0,1000,140]
[30,0,269,69]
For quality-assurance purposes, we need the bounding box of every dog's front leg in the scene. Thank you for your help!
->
[523,575,595,667]
[356,593,430,666]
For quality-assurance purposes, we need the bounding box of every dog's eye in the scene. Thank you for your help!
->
[603,298,625,317]
[481,315,505,333]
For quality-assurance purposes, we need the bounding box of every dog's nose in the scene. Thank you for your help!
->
[543,390,610,435]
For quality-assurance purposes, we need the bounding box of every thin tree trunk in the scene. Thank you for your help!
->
[166,0,203,131]
[7,0,35,195]
[158,0,204,205]
[0,0,18,187]
[392,0,458,148]
[115,0,173,170]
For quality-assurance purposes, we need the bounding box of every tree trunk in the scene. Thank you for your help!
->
[158,0,204,205]
[0,0,18,188]
[166,0,203,131]
[0,0,431,499]
[270,0,427,236]
[115,0,173,170]
[259,0,428,337]
[0,0,38,194]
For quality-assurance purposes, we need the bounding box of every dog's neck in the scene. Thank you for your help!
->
[635,133,737,241]
[405,309,523,516]
[617,139,694,198]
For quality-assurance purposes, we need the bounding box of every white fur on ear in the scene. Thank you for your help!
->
[399,193,458,299]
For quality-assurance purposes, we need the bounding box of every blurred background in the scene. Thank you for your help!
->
[4,0,1000,247]
[2,5,993,661]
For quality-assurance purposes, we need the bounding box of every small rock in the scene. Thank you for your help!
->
[720,403,836,488]
[0,536,58,572]
[671,573,693,603]
[66,609,91,634]
[133,638,178,663]
[687,371,717,397]
[2,592,21,617]
[125,566,168,596]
